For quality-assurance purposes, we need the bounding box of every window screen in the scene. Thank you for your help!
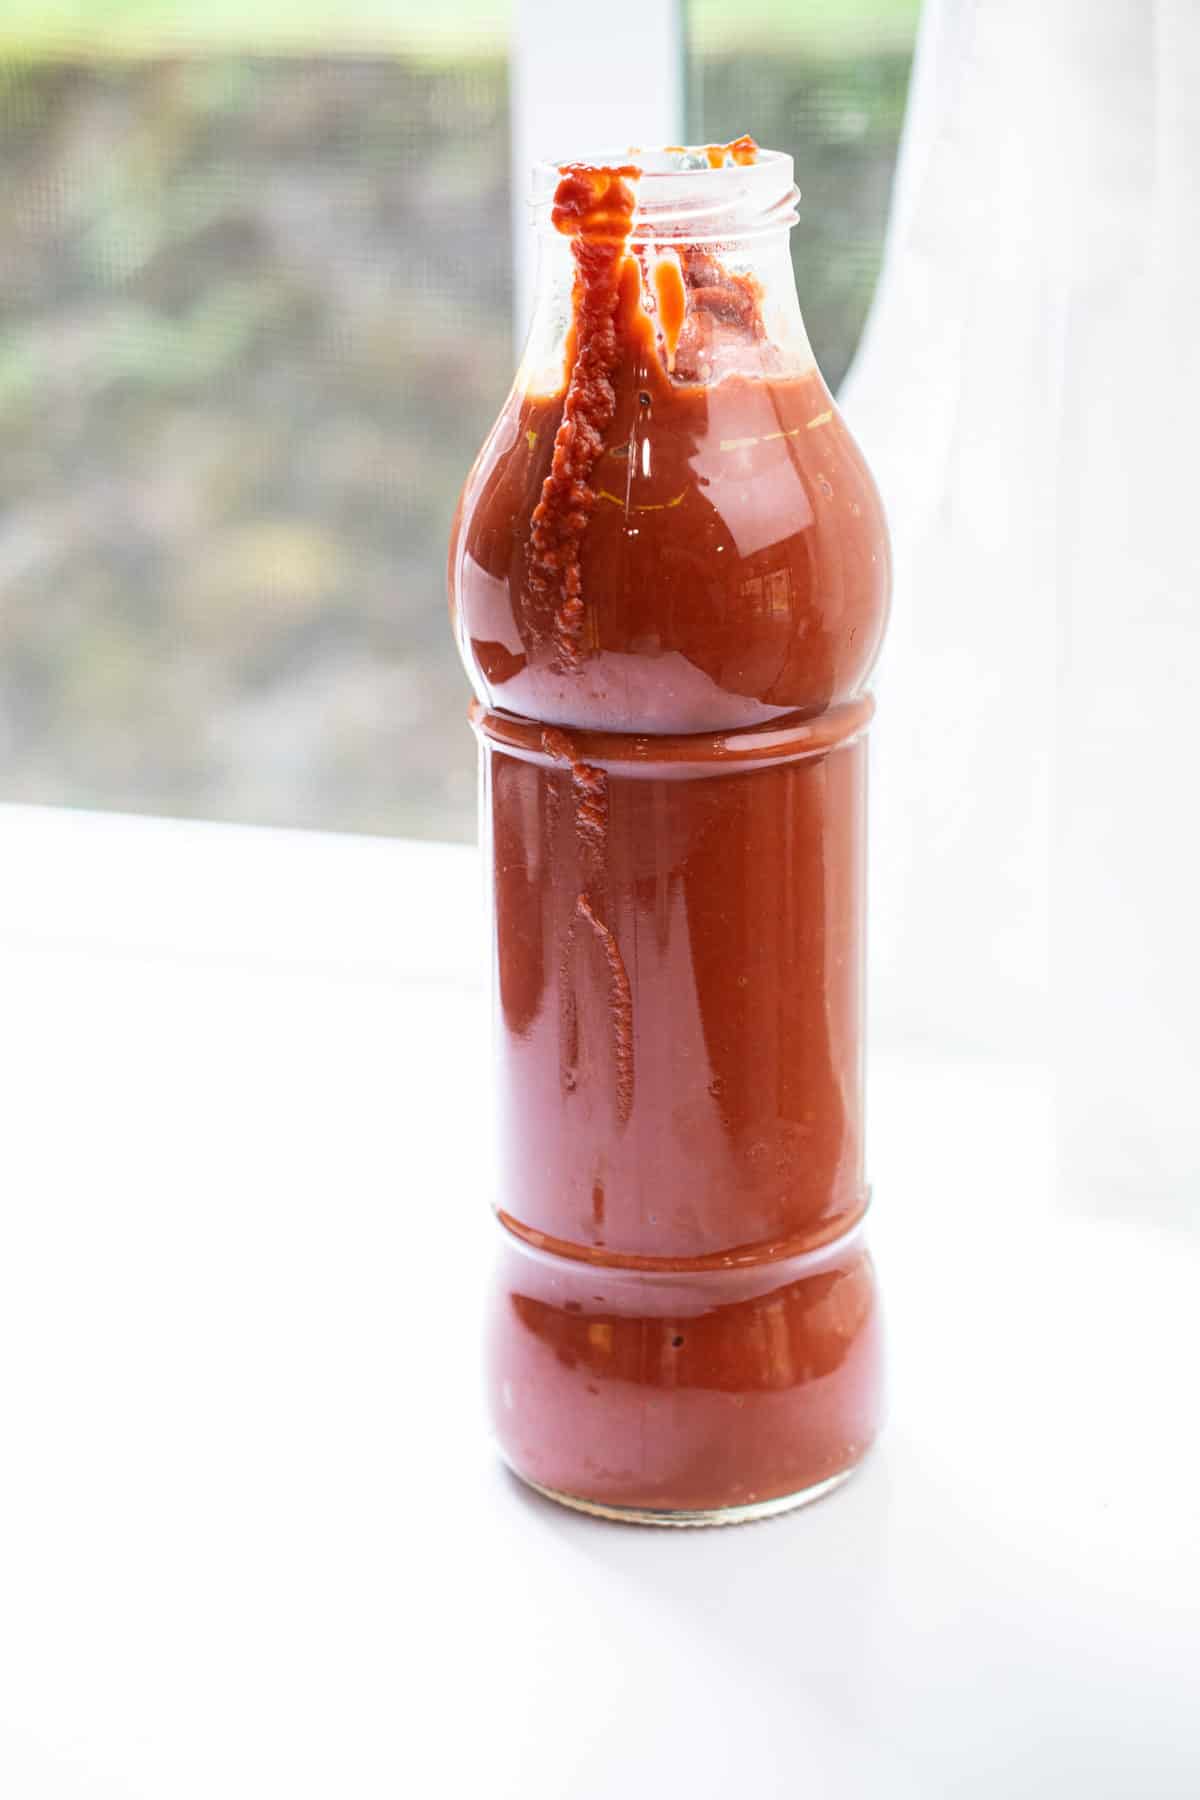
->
[687,0,920,390]
[1,13,510,840]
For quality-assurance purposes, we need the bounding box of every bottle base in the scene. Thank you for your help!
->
[489,1220,882,1527]
[508,1460,861,1528]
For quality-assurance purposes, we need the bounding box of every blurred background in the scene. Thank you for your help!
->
[4,0,1196,1213]
[0,0,918,840]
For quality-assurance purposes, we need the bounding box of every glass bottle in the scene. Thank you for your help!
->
[449,145,891,1524]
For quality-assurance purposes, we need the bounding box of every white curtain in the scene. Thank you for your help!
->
[844,0,1200,1223]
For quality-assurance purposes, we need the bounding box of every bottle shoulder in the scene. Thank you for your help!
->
[450,365,891,734]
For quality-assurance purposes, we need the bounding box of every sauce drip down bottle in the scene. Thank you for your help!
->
[449,144,891,1523]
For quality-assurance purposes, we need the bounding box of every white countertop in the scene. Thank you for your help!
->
[1,804,1196,1798]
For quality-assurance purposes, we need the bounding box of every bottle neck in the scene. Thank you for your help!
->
[520,227,812,398]
[519,149,813,398]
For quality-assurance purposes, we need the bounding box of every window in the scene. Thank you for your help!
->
[1,0,918,843]
[687,0,920,389]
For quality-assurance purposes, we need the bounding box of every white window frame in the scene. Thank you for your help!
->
[509,0,685,345]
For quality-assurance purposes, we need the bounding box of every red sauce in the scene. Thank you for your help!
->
[651,253,686,369]
[450,146,890,1517]
[664,135,759,169]
[530,163,640,672]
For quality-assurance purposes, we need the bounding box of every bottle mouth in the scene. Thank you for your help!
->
[530,145,800,243]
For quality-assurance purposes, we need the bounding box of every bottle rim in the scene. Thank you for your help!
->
[529,145,800,243]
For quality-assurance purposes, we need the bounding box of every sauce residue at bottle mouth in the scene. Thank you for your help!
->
[551,161,642,240]
[660,135,760,169]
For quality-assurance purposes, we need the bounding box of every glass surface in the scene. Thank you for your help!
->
[490,1226,881,1521]
[686,0,921,389]
[454,152,890,1519]
[0,11,510,839]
